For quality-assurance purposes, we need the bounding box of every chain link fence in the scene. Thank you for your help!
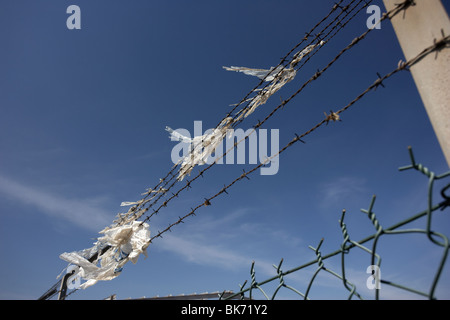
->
[221,147,450,300]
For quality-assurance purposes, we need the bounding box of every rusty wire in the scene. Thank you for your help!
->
[139,0,374,223]
[110,0,371,228]
[142,0,447,239]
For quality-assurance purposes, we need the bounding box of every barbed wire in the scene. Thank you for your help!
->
[135,0,376,225]
[144,1,448,242]
[42,1,366,299]
[109,0,370,228]
[227,0,372,125]
[220,147,450,300]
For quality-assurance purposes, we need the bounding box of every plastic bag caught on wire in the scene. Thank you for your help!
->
[59,220,150,289]
[238,67,297,119]
[290,41,324,67]
[166,117,234,181]
[222,65,285,82]
[223,42,323,81]
[109,186,168,228]
[224,41,324,119]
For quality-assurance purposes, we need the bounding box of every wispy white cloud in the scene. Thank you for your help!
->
[319,176,368,209]
[0,174,112,232]
[153,207,295,278]
[157,232,284,282]
[157,233,250,269]
[238,222,304,249]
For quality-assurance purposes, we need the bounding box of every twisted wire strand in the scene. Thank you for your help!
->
[135,0,372,227]
[147,24,450,243]
[224,153,449,300]
[112,0,368,228]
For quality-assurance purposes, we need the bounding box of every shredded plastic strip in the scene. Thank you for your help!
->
[59,221,150,289]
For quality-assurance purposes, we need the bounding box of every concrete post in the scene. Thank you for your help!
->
[382,0,450,167]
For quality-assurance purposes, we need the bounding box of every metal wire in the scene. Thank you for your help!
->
[113,0,370,228]
[41,0,450,300]
[222,147,450,300]
[42,0,372,299]
[146,25,450,244]
[134,0,376,229]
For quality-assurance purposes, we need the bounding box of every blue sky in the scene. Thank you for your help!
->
[1,0,450,300]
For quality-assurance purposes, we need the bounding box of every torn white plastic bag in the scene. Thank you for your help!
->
[240,67,296,119]
[222,65,285,82]
[166,117,234,181]
[223,41,324,119]
[59,220,150,289]
[110,186,168,227]
[223,41,325,80]
[223,65,296,119]
[290,41,325,67]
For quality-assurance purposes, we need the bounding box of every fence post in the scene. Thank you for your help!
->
[382,0,450,167]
